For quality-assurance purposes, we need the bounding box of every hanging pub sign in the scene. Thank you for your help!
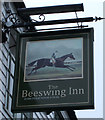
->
[12,28,94,112]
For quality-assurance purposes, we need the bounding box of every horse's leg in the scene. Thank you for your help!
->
[28,68,37,75]
[64,65,75,71]
[57,65,74,71]
[66,66,74,71]
[68,65,75,70]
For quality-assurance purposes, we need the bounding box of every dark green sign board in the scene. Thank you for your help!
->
[12,28,94,112]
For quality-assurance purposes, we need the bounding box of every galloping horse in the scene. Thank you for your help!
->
[27,53,75,75]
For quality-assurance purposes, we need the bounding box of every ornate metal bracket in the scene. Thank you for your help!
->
[2,3,105,32]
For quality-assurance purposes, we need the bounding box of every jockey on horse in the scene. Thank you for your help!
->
[50,51,58,66]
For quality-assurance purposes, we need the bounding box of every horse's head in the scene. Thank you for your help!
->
[69,53,75,60]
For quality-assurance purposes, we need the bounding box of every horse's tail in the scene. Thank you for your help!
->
[27,60,38,67]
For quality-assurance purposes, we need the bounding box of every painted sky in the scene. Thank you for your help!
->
[26,37,82,65]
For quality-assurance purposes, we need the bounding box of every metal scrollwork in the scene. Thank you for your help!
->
[39,14,45,22]
[32,14,45,22]
[5,12,21,27]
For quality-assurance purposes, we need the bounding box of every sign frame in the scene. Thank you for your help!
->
[12,28,94,113]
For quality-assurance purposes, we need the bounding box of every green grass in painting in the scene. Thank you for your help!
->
[25,63,82,81]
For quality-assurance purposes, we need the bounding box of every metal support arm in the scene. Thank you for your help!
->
[17,3,84,15]
[6,17,104,28]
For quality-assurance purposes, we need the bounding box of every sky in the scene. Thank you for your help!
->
[23,0,104,118]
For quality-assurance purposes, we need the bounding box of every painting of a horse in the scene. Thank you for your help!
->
[26,53,75,75]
